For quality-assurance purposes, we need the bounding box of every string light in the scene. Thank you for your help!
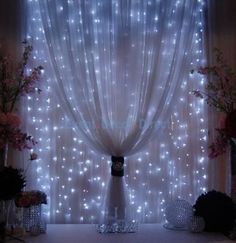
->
[24,0,208,224]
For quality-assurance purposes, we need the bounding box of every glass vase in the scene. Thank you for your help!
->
[97,157,138,233]
[97,176,138,233]
[23,204,46,235]
[0,200,15,230]
[230,138,236,202]
[0,144,8,170]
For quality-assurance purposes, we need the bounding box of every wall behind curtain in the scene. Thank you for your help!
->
[0,0,23,55]
[206,0,236,193]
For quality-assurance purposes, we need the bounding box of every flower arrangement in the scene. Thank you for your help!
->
[15,190,47,208]
[0,40,43,152]
[192,48,236,158]
[0,166,26,200]
[0,42,44,238]
[193,190,235,233]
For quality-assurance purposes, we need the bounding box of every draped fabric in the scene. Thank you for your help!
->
[24,0,208,223]
[38,0,200,156]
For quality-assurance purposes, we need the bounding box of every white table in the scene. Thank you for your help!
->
[17,224,232,243]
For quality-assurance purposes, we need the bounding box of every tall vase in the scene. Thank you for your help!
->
[230,139,236,202]
[97,156,138,233]
[0,144,8,170]
[0,200,15,232]
[23,204,42,234]
[0,145,9,239]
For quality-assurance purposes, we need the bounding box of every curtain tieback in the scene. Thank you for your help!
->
[111,156,124,177]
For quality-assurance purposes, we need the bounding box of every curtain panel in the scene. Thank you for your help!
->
[24,0,208,224]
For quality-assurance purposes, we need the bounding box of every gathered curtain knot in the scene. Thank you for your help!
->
[111,156,124,177]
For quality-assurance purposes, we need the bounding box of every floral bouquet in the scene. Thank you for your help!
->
[0,40,43,152]
[192,48,236,158]
[0,41,43,238]
[15,190,47,208]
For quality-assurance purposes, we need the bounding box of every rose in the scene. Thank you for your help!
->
[217,112,227,130]
[0,41,42,153]
[0,113,21,127]
[6,113,21,128]
[15,190,47,207]
[0,113,7,125]
[18,197,31,207]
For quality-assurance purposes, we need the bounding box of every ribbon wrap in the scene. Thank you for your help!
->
[111,156,124,177]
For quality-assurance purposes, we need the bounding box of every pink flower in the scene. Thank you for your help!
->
[15,190,47,207]
[6,113,21,128]
[198,67,209,75]
[193,49,236,158]
[217,113,227,130]
[0,42,41,154]
[0,113,7,125]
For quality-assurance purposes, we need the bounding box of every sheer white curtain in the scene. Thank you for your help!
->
[38,0,198,156]
[24,0,208,223]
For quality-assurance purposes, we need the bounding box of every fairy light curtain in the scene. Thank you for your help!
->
[24,0,208,223]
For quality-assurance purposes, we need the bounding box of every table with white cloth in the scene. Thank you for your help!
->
[15,224,233,243]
